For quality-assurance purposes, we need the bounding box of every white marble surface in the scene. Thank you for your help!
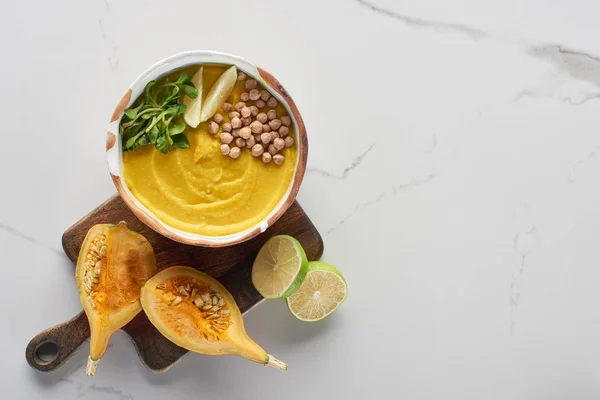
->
[2,0,600,398]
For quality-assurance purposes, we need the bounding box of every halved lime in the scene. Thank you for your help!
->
[251,235,308,299]
[286,262,347,322]
[200,65,237,123]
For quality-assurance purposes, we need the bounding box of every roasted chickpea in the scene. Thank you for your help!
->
[220,144,230,155]
[254,99,266,108]
[235,102,246,112]
[238,71,247,81]
[261,152,272,163]
[260,89,271,102]
[273,154,284,165]
[245,79,257,90]
[278,126,289,137]
[240,92,249,102]
[250,120,263,134]
[223,103,232,112]
[267,109,277,120]
[273,137,285,151]
[249,89,261,101]
[235,138,246,148]
[269,119,282,130]
[256,113,268,124]
[220,132,233,144]
[251,144,264,157]
[240,127,252,139]
[241,106,251,118]
[222,122,232,133]
[281,116,292,127]
[213,113,224,124]
[229,147,241,159]
[284,136,294,148]
[267,97,278,107]
[260,132,271,145]
[231,117,242,129]
[208,121,220,134]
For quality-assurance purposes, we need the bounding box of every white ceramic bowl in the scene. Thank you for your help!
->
[105,51,308,247]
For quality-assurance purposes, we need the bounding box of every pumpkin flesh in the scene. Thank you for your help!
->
[75,222,157,376]
[141,266,286,370]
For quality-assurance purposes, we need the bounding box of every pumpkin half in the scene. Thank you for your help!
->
[140,266,287,371]
[75,222,157,376]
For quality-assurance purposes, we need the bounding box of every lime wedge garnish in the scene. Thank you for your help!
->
[251,235,308,299]
[286,262,347,322]
[183,67,203,128]
[200,65,237,123]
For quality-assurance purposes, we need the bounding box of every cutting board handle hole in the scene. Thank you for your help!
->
[34,340,59,365]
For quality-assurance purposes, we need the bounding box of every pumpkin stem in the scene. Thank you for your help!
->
[86,357,99,376]
[265,355,287,371]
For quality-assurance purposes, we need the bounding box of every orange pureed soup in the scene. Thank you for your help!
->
[122,65,297,236]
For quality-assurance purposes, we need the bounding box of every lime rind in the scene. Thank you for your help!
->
[280,237,308,298]
[307,261,346,284]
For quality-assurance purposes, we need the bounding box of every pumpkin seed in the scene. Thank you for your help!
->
[194,297,204,307]
[172,296,182,306]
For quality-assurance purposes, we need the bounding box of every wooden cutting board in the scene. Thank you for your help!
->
[25,194,323,372]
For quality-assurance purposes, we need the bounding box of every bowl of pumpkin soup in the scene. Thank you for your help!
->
[105,51,308,247]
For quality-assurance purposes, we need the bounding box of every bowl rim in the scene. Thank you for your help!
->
[105,50,308,247]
